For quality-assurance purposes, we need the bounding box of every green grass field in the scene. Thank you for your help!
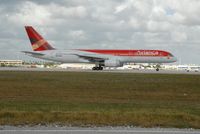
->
[0,71,199,128]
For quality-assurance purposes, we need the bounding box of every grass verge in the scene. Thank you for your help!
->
[0,71,199,128]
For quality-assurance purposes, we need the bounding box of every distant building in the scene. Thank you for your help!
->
[58,63,94,69]
[0,60,23,67]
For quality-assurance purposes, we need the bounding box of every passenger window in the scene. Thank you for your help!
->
[56,53,62,57]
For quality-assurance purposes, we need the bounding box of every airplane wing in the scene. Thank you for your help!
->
[22,51,109,63]
[74,54,108,62]
[21,51,45,56]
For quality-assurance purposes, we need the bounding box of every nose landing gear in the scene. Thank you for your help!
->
[92,66,103,70]
[155,64,161,71]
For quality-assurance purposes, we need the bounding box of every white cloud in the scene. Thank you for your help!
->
[49,4,87,19]
[68,30,86,40]
[171,31,187,42]
[151,6,166,21]
[146,20,172,32]
[128,18,141,29]
[7,1,51,26]
[115,3,128,13]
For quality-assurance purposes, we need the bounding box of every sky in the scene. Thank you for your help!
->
[0,0,200,64]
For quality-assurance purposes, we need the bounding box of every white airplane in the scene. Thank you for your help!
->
[23,26,177,70]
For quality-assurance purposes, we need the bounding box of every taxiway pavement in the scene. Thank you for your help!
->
[0,126,199,134]
[0,67,200,75]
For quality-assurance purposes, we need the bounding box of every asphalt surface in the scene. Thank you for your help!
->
[0,67,200,75]
[0,126,199,134]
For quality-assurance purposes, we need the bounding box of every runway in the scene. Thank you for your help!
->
[0,126,199,134]
[0,67,200,75]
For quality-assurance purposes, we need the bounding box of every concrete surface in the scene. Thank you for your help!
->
[0,67,200,75]
[0,126,199,134]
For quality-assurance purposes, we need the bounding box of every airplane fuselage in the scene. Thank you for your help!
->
[23,26,177,70]
[27,49,177,65]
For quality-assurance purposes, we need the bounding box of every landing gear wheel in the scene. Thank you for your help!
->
[92,66,103,70]
[92,67,97,70]
[99,66,103,70]
[156,68,159,71]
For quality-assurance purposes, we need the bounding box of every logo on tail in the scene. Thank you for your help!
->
[25,26,55,51]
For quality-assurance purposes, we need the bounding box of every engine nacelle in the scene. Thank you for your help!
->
[104,60,123,67]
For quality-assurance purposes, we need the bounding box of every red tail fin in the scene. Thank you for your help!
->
[25,26,55,51]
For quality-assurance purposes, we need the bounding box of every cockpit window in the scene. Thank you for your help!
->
[168,53,174,57]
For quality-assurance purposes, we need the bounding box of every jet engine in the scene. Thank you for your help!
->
[104,59,123,67]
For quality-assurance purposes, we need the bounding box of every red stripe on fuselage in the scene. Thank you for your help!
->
[78,49,170,57]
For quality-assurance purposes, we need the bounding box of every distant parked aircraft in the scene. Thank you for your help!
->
[23,26,177,71]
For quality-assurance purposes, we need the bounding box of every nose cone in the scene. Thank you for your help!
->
[172,57,178,62]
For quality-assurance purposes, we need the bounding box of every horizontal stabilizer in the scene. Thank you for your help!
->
[21,51,45,56]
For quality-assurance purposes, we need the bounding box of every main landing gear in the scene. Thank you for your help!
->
[92,66,103,70]
[155,64,161,71]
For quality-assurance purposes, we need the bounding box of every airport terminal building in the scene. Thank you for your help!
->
[0,60,23,67]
